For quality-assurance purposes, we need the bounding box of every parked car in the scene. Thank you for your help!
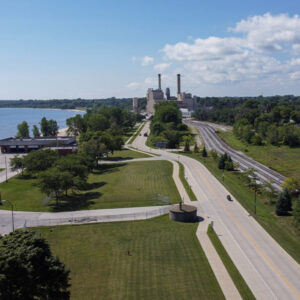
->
[144,132,148,137]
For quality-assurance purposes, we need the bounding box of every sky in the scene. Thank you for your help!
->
[0,0,300,99]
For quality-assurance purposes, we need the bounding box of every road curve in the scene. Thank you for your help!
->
[185,120,285,190]
[133,121,300,300]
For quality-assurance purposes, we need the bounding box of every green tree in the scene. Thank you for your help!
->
[210,150,218,160]
[66,114,87,135]
[40,117,58,136]
[218,154,227,169]
[16,121,29,138]
[183,136,191,152]
[202,146,207,157]
[24,149,59,175]
[10,155,25,176]
[276,189,292,216]
[32,125,40,137]
[0,231,70,300]
[194,142,199,153]
[281,177,300,197]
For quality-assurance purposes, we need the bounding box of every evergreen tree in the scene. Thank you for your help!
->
[276,189,292,216]
[202,146,207,157]
[218,154,226,169]
[194,142,199,153]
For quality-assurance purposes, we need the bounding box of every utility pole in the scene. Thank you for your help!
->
[5,156,8,182]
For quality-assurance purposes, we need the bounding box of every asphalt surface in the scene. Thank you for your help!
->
[133,122,300,300]
[184,120,285,190]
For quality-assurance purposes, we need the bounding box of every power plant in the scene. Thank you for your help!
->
[145,74,197,116]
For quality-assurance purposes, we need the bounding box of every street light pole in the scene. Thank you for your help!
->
[2,200,14,232]
[5,156,8,182]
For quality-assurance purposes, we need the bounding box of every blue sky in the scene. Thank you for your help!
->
[0,0,300,99]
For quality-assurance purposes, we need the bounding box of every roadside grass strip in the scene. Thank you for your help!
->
[178,162,197,201]
[36,216,225,300]
[128,122,146,144]
[207,224,256,300]
[179,152,300,264]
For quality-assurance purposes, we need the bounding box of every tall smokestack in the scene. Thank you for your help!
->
[158,74,161,90]
[177,74,181,95]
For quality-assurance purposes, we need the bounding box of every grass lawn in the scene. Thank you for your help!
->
[178,162,197,201]
[0,168,4,172]
[179,152,300,264]
[207,224,255,300]
[0,161,180,212]
[35,216,225,300]
[103,148,150,161]
[218,130,300,180]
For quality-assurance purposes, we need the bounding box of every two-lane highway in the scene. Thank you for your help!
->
[132,121,300,300]
[185,120,285,190]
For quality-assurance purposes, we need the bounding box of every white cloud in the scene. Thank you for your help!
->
[290,71,300,80]
[158,13,300,92]
[131,56,137,62]
[141,56,154,66]
[231,13,300,52]
[153,63,171,72]
[126,82,140,89]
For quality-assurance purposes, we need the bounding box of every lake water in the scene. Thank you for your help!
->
[0,108,85,139]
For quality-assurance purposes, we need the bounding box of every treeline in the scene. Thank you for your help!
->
[148,101,191,148]
[0,97,147,111]
[17,117,58,137]
[193,95,300,147]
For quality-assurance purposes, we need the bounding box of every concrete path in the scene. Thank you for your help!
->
[0,206,170,235]
[132,121,300,300]
[0,153,21,183]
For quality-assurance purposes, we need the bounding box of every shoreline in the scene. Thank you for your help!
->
[0,107,86,113]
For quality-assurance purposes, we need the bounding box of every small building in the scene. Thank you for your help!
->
[180,108,193,118]
[0,136,77,155]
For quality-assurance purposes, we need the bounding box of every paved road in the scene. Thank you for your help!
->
[0,153,22,183]
[132,121,300,300]
[184,120,285,190]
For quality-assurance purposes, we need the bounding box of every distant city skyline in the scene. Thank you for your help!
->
[0,0,300,99]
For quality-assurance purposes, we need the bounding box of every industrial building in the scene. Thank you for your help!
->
[0,136,77,155]
[132,97,139,113]
[146,73,197,116]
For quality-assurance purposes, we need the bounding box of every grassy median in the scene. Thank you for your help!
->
[207,224,255,300]
[0,160,180,212]
[35,216,225,300]
[178,162,197,201]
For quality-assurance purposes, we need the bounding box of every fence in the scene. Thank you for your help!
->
[22,206,171,229]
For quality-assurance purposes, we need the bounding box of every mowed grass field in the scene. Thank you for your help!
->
[103,148,150,161]
[36,216,225,300]
[0,160,180,212]
[218,130,300,180]
[180,152,300,263]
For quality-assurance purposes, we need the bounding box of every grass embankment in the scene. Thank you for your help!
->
[207,224,255,300]
[103,148,150,161]
[0,160,180,212]
[218,130,300,180]
[0,168,4,172]
[128,122,146,144]
[36,216,225,300]
[180,152,300,263]
[178,162,197,201]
